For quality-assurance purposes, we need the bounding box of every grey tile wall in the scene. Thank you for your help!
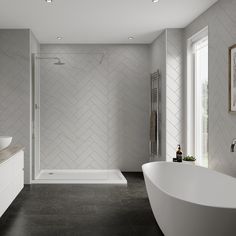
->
[166,29,184,161]
[185,0,236,177]
[39,45,150,170]
[150,31,167,161]
[150,29,184,162]
[0,29,31,183]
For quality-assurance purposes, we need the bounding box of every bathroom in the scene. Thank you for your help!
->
[0,0,236,235]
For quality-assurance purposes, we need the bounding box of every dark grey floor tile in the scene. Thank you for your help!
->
[0,173,164,236]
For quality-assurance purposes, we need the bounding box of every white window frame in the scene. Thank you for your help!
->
[186,27,208,167]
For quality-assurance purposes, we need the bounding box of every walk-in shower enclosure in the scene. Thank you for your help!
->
[31,52,127,184]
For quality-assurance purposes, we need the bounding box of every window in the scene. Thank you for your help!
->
[187,28,208,167]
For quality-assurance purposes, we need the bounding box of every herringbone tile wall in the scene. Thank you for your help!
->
[0,29,31,183]
[150,31,167,161]
[185,0,236,177]
[39,45,150,170]
[166,29,184,162]
[150,29,184,162]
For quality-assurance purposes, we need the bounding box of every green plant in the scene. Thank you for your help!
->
[183,156,196,162]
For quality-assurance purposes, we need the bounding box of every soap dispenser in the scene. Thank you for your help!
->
[176,145,183,163]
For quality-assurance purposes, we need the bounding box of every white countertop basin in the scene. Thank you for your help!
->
[0,136,12,151]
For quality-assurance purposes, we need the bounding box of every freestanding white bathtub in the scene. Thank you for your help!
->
[142,162,236,236]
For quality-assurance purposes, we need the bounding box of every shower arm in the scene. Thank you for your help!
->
[36,53,105,64]
[36,56,61,61]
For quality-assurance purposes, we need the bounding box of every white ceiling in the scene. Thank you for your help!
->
[0,0,217,44]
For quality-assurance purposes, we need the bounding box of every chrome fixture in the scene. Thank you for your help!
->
[36,53,105,65]
[36,56,65,65]
[54,59,65,65]
[230,138,236,152]
[56,36,62,40]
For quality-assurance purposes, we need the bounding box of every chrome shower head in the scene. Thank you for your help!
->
[54,58,65,65]
[54,61,65,65]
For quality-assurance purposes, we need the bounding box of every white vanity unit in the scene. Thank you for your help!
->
[0,146,24,217]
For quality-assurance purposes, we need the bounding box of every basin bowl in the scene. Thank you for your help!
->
[0,136,12,151]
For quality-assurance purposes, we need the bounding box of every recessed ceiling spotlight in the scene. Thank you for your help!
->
[128,37,134,40]
[152,0,159,3]
[56,36,62,40]
[45,0,53,3]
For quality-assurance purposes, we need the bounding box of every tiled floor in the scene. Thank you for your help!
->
[0,173,164,236]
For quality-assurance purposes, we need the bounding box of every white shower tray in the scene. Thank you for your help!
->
[33,169,127,184]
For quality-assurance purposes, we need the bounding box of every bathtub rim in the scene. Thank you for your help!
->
[142,161,236,210]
